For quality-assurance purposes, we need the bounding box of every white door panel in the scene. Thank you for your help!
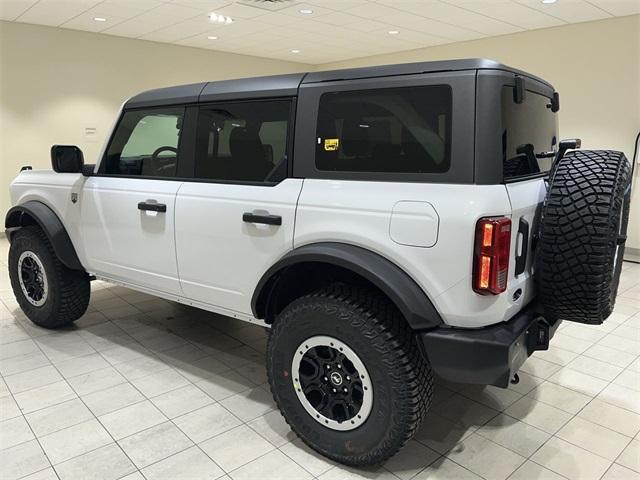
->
[175,178,303,314]
[80,177,182,293]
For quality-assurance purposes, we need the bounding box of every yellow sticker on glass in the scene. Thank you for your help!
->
[324,138,339,151]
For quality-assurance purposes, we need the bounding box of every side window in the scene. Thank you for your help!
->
[102,108,184,177]
[315,85,452,174]
[194,100,291,183]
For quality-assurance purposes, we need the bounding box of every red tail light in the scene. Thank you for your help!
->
[473,217,511,295]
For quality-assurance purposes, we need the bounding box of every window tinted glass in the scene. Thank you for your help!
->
[501,87,558,179]
[194,100,291,183]
[316,85,452,173]
[103,108,183,177]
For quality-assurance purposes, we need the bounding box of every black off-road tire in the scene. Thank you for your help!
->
[8,226,90,328]
[266,284,433,466]
[536,150,632,324]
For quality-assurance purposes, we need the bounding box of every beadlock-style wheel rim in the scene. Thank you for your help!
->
[291,335,373,431]
[18,251,48,307]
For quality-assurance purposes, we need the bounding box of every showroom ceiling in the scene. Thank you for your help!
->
[1,0,638,64]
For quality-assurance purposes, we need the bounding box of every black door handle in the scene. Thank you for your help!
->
[138,201,166,213]
[515,217,529,276]
[243,212,282,226]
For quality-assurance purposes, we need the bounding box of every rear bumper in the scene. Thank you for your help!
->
[420,303,560,388]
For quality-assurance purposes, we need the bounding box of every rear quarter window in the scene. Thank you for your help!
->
[501,87,558,180]
[315,85,452,174]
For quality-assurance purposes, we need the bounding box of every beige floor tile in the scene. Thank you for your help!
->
[219,386,275,422]
[5,365,63,394]
[99,400,167,440]
[412,457,481,479]
[508,460,565,480]
[200,424,274,472]
[142,446,225,480]
[556,416,631,460]
[382,439,439,480]
[174,403,242,443]
[99,343,152,365]
[247,409,296,447]
[0,350,50,376]
[445,433,525,480]
[603,463,640,479]
[230,449,312,480]
[598,334,640,356]
[508,371,544,395]
[0,339,40,360]
[520,356,563,379]
[118,421,193,469]
[583,344,637,368]
[171,355,230,382]
[431,393,498,428]
[54,443,136,480]
[0,415,35,450]
[562,324,607,343]
[67,366,127,396]
[0,439,50,480]
[20,467,59,480]
[616,439,640,473]
[458,384,522,411]
[527,381,592,414]
[578,398,640,437]
[504,396,572,434]
[129,368,190,398]
[194,370,255,401]
[39,419,112,465]
[549,333,593,354]
[13,380,77,414]
[566,355,624,381]
[25,398,93,437]
[547,367,608,396]
[318,465,398,480]
[531,437,611,480]
[475,413,550,457]
[0,394,21,421]
[55,352,111,379]
[114,355,171,381]
[81,382,145,417]
[534,345,578,366]
[280,438,337,477]
[414,412,475,454]
[598,383,640,414]
[150,384,214,419]
[612,369,640,391]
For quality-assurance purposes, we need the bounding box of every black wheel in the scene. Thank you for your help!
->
[8,226,90,328]
[536,150,632,324]
[266,284,432,466]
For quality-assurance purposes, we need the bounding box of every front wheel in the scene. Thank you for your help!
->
[266,285,433,466]
[8,226,90,329]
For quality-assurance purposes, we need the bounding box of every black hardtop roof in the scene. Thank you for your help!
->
[124,58,552,109]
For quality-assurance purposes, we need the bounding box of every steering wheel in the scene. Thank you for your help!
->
[151,146,178,162]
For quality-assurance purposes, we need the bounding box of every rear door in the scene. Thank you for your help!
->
[500,82,559,304]
[80,107,185,294]
[174,99,302,315]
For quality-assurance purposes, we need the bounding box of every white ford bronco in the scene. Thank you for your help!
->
[6,59,632,466]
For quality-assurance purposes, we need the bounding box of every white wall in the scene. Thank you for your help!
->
[0,21,309,215]
[320,15,640,252]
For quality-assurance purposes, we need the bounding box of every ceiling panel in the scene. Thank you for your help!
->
[5,0,637,64]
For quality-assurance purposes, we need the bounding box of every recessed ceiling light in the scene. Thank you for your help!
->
[93,17,107,22]
[388,30,399,35]
[291,49,301,53]
[208,12,233,24]
[541,0,557,3]
[207,36,218,40]
[299,9,313,14]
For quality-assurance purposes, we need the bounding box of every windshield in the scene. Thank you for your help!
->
[501,86,558,180]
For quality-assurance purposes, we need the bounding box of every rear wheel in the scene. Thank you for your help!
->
[266,284,432,466]
[8,226,90,328]
[536,150,632,324]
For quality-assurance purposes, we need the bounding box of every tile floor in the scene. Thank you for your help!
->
[1,236,639,480]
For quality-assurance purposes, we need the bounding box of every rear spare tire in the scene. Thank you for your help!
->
[536,150,632,324]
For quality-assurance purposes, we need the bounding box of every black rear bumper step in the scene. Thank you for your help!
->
[421,303,560,388]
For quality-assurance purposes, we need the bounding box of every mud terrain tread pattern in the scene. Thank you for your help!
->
[9,226,90,328]
[536,150,631,324]
[267,284,433,466]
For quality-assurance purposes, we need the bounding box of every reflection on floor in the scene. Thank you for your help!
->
[1,237,639,480]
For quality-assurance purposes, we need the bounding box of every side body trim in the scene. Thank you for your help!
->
[252,242,443,330]
[5,201,84,270]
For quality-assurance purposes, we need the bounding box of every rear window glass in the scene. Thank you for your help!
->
[315,85,452,174]
[501,87,558,179]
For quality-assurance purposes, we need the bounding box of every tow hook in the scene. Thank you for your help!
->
[510,373,520,385]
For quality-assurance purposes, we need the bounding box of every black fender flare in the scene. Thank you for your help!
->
[5,201,84,271]
[252,242,443,330]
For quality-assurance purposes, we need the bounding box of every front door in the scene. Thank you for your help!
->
[80,107,186,295]
[174,98,302,315]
